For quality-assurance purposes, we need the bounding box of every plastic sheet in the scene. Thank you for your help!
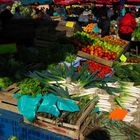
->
[17,94,42,122]
[37,94,60,117]
[57,98,80,112]
[38,94,80,117]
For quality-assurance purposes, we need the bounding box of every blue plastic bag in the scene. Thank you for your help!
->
[37,94,60,117]
[57,98,80,112]
[17,94,42,122]
[93,25,100,33]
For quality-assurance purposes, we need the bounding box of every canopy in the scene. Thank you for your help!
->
[0,0,13,3]
[127,0,140,1]
[54,0,80,5]
[54,0,120,5]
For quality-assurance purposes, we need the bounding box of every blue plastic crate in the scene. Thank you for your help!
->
[0,109,73,140]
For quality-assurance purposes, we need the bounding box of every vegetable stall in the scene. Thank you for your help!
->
[0,1,140,139]
[1,28,140,140]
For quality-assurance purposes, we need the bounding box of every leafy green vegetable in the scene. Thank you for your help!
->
[133,27,140,41]
[65,54,77,63]
[0,77,12,88]
[18,78,46,96]
[113,62,140,84]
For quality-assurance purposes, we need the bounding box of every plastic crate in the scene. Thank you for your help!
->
[0,109,72,140]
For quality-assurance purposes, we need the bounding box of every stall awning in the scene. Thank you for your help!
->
[0,0,14,3]
[54,0,80,5]
[54,0,140,5]
[127,0,140,1]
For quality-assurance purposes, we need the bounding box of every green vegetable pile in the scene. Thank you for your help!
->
[113,62,140,84]
[18,78,47,96]
[132,27,140,41]
[74,31,122,55]
[0,77,12,89]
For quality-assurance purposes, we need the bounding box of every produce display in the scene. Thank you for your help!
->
[1,17,140,140]
[81,45,117,60]
[74,32,127,57]
[29,63,110,96]
[113,62,140,83]
[127,57,140,63]
[18,64,140,139]
[132,27,140,41]
[0,77,12,89]
[37,95,98,125]
[83,23,97,33]
[11,1,30,17]
[102,36,128,47]
[77,60,113,78]
[18,78,46,96]
[136,17,140,27]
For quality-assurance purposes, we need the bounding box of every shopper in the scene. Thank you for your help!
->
[14,7,22,19]
[98,14,110,37]
[0,6,13,27]
[78,12,89,26]
[118,9,137,41]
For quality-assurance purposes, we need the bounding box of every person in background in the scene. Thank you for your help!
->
[31,7,39,19]
[107,8,114,20]
[118,9,137,41]
[14,7,22,18]
[0,5,13,27]
[78,12,89,26]
[98,14,110,37]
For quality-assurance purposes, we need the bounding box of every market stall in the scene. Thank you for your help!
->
[0,1,140,140]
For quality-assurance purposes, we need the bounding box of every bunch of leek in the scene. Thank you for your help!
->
[29,63,111,98]
[112,83,140,122]
[96,94,112,112]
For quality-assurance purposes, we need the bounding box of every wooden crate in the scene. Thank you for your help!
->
[77,51,113,67]
[77,42,129,67]
[132,85,140,128]
[51,16,64,21]
[0,83,19,113]
[0,84,96,139]
[101,37,128,48]
[25,101,95,140]
[132,100,140,128]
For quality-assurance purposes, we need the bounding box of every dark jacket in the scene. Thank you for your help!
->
[0,9,13,26]
[98,18,110,37]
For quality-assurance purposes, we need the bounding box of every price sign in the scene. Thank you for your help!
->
[109,108,128,120]
[66,21,74,28]
[120,54,127,62]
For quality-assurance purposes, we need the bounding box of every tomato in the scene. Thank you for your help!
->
[90,51,94,55]
[112,54,117,60]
